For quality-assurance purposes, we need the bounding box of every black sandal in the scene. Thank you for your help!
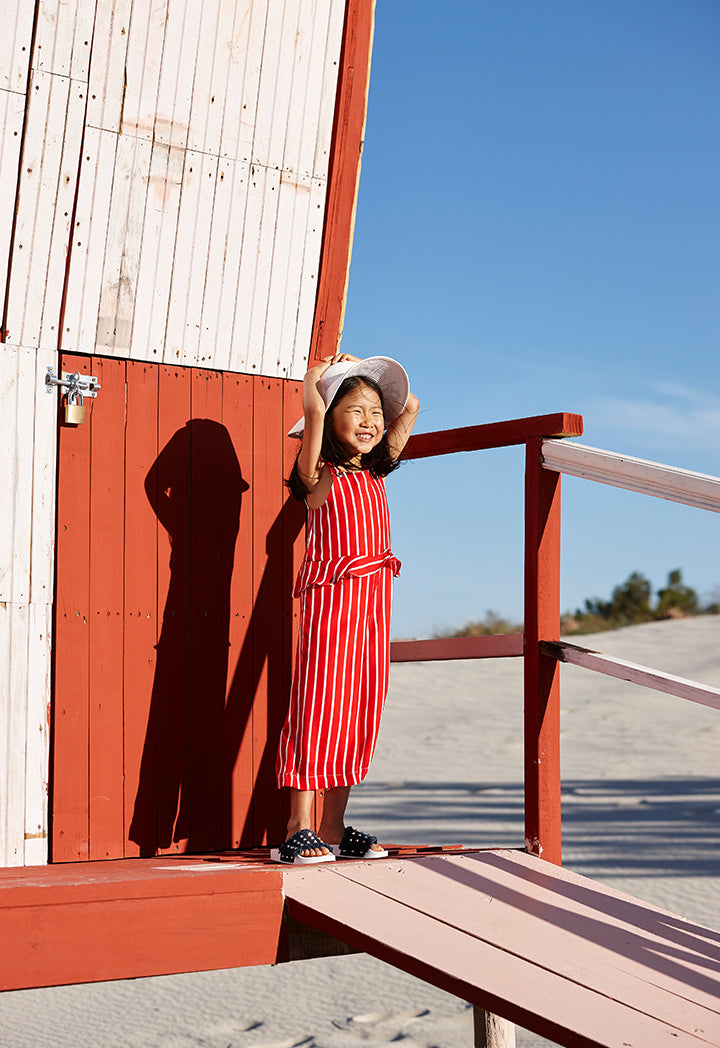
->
[270,829,336,865]
[331,826,388,860]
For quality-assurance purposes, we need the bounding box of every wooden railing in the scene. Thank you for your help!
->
[390,415,720,866]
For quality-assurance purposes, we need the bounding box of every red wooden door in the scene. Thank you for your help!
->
[52,354,304,860]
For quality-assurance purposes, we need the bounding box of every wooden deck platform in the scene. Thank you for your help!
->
[2,848,719,1048]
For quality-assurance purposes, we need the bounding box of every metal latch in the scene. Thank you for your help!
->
[45,367,101,425]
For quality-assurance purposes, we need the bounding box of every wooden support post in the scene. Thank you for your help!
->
[523,437,562,865]
[473,1007,516,1048]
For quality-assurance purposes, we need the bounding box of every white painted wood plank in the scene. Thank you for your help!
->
[154,0,202,150]
[250,0,285,167]
[221,0,268,162]
[313,0,345,181]
[96,133,152,357]
[187,0,233,156]
[263,174,310,376]
[61,126,116,354]
[178,150,219,368]
[23,601,52,865]
[162,148,203,363]
[5,69,86,350]
[288,175,325,377]
[213,158,250,372]
[121,0,167,141]
[0,601,29,866]
[0,345,35,604]
[296,0,333,178]
[38,76,87,350]
[244,165,281,373]
[227,161,268,373]
[0,88,25,316]
[29,347,59,607]
[132,140,184,361]
[86,0,132,132]
[197,155,235,367]
[34,0,95,81]
[3,68,56,348]
[102,133,153,356]
[542,641,720,712]
[0,0,35,93]
[542,440,720,514]
[266,2,303,172]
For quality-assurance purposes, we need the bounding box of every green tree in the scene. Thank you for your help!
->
[655,569,699,617]
[608,571,653,625]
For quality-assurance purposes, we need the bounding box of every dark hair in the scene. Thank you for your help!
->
[287,375,400,500]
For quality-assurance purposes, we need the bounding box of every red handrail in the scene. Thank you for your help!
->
[392,412,585,866]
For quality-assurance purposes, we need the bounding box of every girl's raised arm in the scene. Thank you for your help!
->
[296,353,356,494]
[386,390,420,461]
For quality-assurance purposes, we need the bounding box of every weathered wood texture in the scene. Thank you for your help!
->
[542,641,720,712]
[285,849,720,1048]
[474,1008,516,1048]
[0,856,285,990]
[52,353,306,861]
[3,0,347,377]
[0,345,56,866]
[542,439,720,513]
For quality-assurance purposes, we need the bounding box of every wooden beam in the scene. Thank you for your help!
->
[524,438,562,865]
[402,413,583,461]
[0,858,284,990]
[542,440,720,514]
[390,634,524,663]
[542,641,720,712]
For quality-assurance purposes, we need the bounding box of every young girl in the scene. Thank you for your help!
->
[272,353,419,864]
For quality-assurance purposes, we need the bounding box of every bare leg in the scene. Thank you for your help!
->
[286,788,329,857]
[318,785,384,852]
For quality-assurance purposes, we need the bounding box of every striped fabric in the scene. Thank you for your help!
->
[276,467,401,790]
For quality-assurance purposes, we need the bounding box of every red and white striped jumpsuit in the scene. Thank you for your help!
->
[276,465,400,790]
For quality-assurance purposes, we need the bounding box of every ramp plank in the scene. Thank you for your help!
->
[285,850,720,1048]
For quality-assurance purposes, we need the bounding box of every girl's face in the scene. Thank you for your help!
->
[328,382,384,464]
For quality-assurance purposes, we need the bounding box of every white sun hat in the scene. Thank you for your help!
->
[288,356,410,439]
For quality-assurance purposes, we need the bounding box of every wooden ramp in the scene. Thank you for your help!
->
[285,848,720,1048]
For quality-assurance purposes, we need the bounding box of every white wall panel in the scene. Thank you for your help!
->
[59,0,345,378]
[0,344,56,867]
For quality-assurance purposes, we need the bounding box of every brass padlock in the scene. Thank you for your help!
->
[64,388,86,425]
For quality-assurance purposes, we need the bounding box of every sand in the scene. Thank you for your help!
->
[1,616,718,1048]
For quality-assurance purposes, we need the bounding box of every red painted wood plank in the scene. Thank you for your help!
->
[542,641,720,711]
[390,634,524,663]
[0,861,284,990]
[88,358,126,859]
[151,365,193,855]
[221,373,255,849]
[188,368,225,851]
[251,378,286,847]
[285,852,720,1048]
[282,380,309,833]
[123,361,160,857]
[310,0,375,362]
[52,353,93,861]
[524,437,562,864]
[402,414,584,461]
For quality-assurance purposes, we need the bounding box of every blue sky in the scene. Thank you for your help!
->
[342,0,719,639]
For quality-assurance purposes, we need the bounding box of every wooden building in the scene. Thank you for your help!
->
[0,0,375,868]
